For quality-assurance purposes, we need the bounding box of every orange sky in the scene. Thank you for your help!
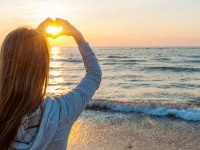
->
[0,0,200,47]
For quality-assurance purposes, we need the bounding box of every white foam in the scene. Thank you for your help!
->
[87,100,200,121]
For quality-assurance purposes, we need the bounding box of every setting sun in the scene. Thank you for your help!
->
[46,26,63,36]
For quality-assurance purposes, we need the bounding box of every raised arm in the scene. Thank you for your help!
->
[53,18,102,124]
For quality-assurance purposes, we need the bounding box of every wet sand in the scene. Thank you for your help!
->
[68,110,200,150]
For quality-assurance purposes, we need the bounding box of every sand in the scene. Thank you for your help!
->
[68,110,200,150]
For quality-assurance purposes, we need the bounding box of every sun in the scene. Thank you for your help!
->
[46,26,63,35]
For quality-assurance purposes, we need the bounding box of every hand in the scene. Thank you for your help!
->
[36,17,54,37]
[55,18,86,45]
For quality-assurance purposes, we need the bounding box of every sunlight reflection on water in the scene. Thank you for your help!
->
[47,47,71,97]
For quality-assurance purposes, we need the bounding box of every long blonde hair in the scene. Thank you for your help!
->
[0,27,50,149]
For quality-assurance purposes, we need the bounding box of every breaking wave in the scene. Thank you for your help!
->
[86,99,200,121]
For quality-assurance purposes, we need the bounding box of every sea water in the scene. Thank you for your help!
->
[47,47,200,121]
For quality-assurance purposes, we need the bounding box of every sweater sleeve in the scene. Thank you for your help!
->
[55,42,102,125]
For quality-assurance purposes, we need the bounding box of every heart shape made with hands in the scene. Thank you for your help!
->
[46,25,63,37]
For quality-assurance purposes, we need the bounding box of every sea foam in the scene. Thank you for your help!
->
[86,99,200,121]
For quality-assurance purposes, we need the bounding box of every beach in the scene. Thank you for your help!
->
[0,0,199,149]
[68,110,200,150]
[47,46,200,150]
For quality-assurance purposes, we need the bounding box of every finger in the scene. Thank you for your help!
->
[55,18,76,33]
[55,18,66,22]
[37,18,53,31]
[55,18,71,26]
[54,18,63,26]
[43,17,54,27]
[41,17,54,28]
[45,17,53,22]
[45,32,53,37]
[47,33,61,39]
[52,34,61,39]
[43,17,53,23]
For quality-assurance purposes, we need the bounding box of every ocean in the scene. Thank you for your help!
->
[47,46,200,150]
[47,46,200,121]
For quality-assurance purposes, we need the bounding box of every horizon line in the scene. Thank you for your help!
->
[58,45,200,48]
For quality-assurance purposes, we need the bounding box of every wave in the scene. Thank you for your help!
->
[154,58,171,61]
[86,99,200,121]
[120,59,146,62]
[51,58,82,62]
[102,59,145,65]
[107,56,131,59]
[158,83,200,89]
[142,66,200,73]
[184,60,200,63]
[102,62,120,65]
[189,55,200,58]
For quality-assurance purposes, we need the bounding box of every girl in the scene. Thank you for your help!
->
[0,18,102,150]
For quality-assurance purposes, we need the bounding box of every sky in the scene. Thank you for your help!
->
[0,0,200,47]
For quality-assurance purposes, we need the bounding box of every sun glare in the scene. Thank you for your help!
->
[46,26,63,35]
[51,47,60,57]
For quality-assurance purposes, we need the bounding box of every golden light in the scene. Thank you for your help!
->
[50,71,60,76]
[51,47,60,57]
[50,47,61,69]
[46,26,63,35]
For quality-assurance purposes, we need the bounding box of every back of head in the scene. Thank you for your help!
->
[0,27,50,149]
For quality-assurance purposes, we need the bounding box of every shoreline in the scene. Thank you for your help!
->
[68,110,200,150]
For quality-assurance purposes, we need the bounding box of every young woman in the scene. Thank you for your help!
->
[0,18,102,150]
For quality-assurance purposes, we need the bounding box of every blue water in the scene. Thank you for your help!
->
[47,47,200,121]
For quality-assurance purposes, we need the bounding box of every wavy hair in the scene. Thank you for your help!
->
[0,27,50,149]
